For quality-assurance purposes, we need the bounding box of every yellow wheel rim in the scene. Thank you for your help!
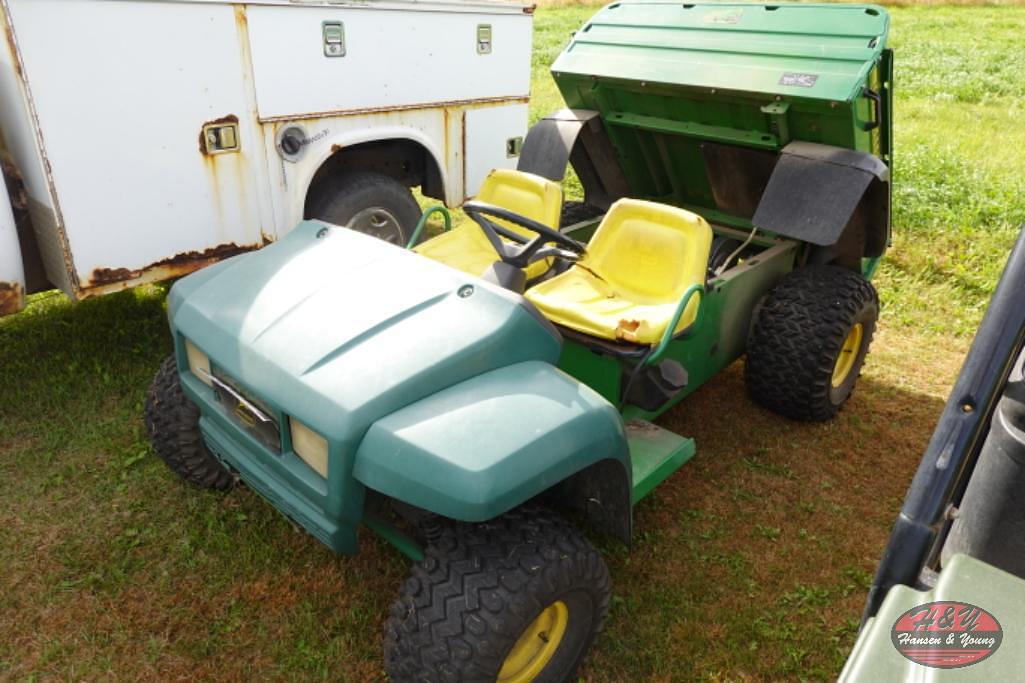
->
[831,323,863,388]
[497,600,569,683]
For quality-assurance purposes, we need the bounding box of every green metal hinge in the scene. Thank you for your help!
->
[760,101,791,146]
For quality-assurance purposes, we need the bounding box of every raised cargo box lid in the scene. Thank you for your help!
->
[544,1,893,234]
[553,2,889,104]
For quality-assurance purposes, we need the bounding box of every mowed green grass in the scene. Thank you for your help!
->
[2,5,1024,681]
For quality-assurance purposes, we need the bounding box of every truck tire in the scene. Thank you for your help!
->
[307,171,421,246]
[745,265,878,422]
[144,355,236,491]
[383,507,610,683]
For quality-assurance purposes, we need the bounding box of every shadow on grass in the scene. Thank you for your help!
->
[0,286,172,427]
[585,360,947,680]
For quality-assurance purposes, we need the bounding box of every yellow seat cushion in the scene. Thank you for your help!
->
[415,169,562,280]
[525,199,713,345]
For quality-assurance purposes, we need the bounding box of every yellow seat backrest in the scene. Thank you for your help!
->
[584,199,713,304]
[475,169,563,233]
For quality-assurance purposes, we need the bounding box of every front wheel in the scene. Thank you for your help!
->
[383,507,611,683]
[144,355,236,490]
[745,265,878,422]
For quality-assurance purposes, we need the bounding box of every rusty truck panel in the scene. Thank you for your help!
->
[0,0,532,313]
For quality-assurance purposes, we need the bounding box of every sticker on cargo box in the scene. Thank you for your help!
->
[703,9,743,24]
[779,72,819,88]
[890,601,1003,669]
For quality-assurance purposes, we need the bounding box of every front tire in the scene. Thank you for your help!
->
[383,507,611,683]
[745,265,878,422]
[144,355,236,490]
[306,171,421,246]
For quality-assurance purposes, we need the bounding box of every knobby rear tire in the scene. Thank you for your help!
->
[745,265,878,422]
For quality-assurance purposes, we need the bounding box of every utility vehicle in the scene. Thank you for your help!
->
[842,225,1025,679]
[145,3,894,679]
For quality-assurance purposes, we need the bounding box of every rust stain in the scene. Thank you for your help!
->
[0,280,25,317]
[330,144,344,154]
[257,95,531,124]
[83,240,261,292]
[461,110,468,196]
[442,108,450,165]
[232,3,248,31]
[1,149,27,211]
[198,114,240,156]
[3,20,22,80]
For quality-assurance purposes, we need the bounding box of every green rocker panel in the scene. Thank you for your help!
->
[841,554,1025,681]
[353,360,629,521]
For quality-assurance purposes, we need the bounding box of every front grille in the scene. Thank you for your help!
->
[205,369,282,453]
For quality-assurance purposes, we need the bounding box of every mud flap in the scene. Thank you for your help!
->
[752,141,890,256]
[517,109,630,211]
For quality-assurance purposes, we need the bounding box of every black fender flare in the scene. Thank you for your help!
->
[517,109,630,211]
[752,141,891,267]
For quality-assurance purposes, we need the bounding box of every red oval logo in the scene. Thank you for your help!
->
[891,601,1002,669]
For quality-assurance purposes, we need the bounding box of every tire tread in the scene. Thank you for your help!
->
[745,265,878,422]
[144,355,235,490]
[383,508,610,683]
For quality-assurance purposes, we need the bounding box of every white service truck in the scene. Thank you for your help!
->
[0,0,534,316]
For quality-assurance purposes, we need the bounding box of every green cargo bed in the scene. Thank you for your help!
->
[549,2,892,226]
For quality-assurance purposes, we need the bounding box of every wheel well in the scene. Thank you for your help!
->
[303,138,444,218]
[806,180,889,272]
[539,458,633,544]
[378,458,634,547]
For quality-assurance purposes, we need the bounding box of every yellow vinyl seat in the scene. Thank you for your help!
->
[415,169,563,280]
[525,199,713,345]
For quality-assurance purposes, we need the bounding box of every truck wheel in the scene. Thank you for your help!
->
[307,171,421,245]
[383,507,610,683]
[745,264,878,422]
[144,355,236,490]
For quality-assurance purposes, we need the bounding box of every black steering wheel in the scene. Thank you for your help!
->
[463,201,586,269]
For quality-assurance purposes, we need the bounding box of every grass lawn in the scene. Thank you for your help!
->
[3,4,1025,681]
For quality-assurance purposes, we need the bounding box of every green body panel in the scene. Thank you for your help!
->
[552,2,891,223]
[353,361,629,521]
[558,239,798,420]
[168,222,567,554]
[625,420,695,503]
[360,410,688,557]
[841,554,1025,681]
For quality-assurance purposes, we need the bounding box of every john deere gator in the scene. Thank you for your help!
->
[145,3,894,679]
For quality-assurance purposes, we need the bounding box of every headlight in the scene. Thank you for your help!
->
[290,418,329,478]
[184,339,212,386]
